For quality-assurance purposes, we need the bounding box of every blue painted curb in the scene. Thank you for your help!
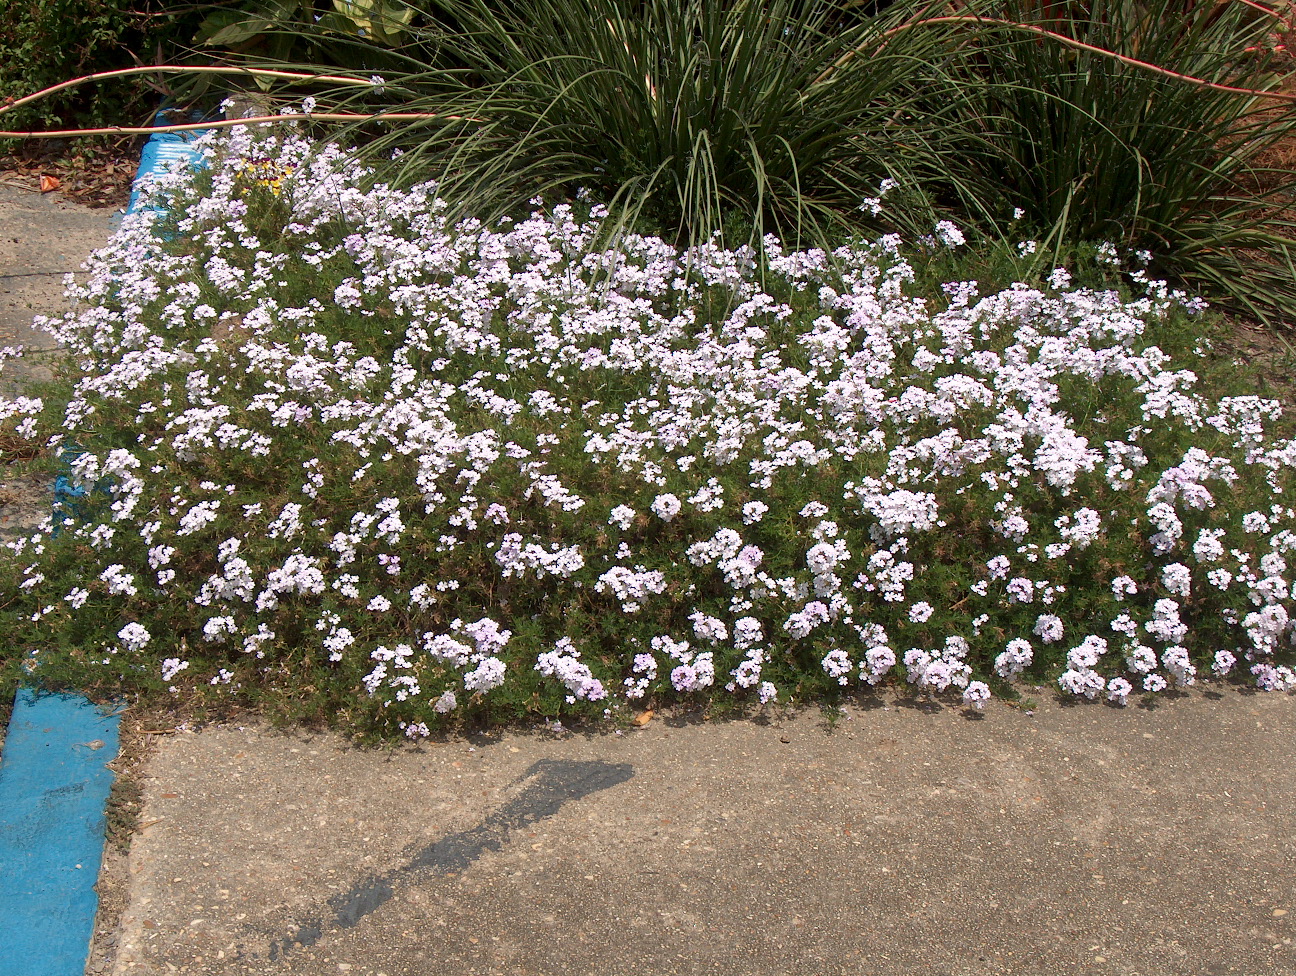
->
[0,107,212,976]
[124,107,211,218]
[0,690,121,976]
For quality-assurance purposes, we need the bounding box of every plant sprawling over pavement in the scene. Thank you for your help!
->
[2,127,1294,737]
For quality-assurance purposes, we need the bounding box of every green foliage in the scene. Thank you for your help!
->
[306,0,985,248]
[198,0,415,51]
[944,0,1296,326]
[0,1,202,136]
[193,0,417,89]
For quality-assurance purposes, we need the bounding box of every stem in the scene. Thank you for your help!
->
[0,111,481,140]
[0,65,382,118]
[1233,0,1296,32]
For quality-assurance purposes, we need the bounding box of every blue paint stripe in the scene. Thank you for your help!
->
[0,109,211,976]
[0,690,120,976]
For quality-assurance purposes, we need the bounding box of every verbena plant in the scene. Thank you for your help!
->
[1,125,1293,738]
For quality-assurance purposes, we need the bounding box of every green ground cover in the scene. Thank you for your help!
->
[2,0,1296,737]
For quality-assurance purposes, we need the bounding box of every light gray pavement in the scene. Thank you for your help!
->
[0,182,116,543]
[109,691,1296,976]
[0,182,115,393]
[3,179,1296,976]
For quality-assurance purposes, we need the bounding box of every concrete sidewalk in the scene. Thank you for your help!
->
[109,691,1295,976]
[0,182,115,392]
[0,182,118,544]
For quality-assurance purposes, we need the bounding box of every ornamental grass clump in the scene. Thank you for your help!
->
[1,126,1294,737]
[226,0,979,247]
[938,0,1296,327]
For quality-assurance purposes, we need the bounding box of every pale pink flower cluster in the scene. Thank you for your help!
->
[3,124,1293,725]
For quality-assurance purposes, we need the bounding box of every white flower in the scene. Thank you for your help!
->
[1242,511,1270,533]
[1005,577,1034,603]
[863,645,896,684]
[1161,645,1196,687]
[821,649,853,685]
[934,221,965,248]
[994,638,1033,678]
[1126,643,1157,674]
[464,657,507,693]
[1161,563,1192,598]
[1207,568,1233,591]
[597,566,667,612]
[1212,649,1236,676]
[806,541,843,575]
[733,617,763,649]
[651,493,682,521]
[535,638,607,701]
[1056,508,1101,547]
[99,564,137,596]
[1193,529,1226,563]
[962,681,991,710]
[1058,667,1105,699]
[203,615,237,642]
[1145,599,1188,644]
[686,613,726,643]
[118,622,151,652]
[1106,676,1133,705]
[1066,635,1107,670]
[1033,614,1063,643]
[1111,575,1137,600]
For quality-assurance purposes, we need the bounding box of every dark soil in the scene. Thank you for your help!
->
[0,137,138,211]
